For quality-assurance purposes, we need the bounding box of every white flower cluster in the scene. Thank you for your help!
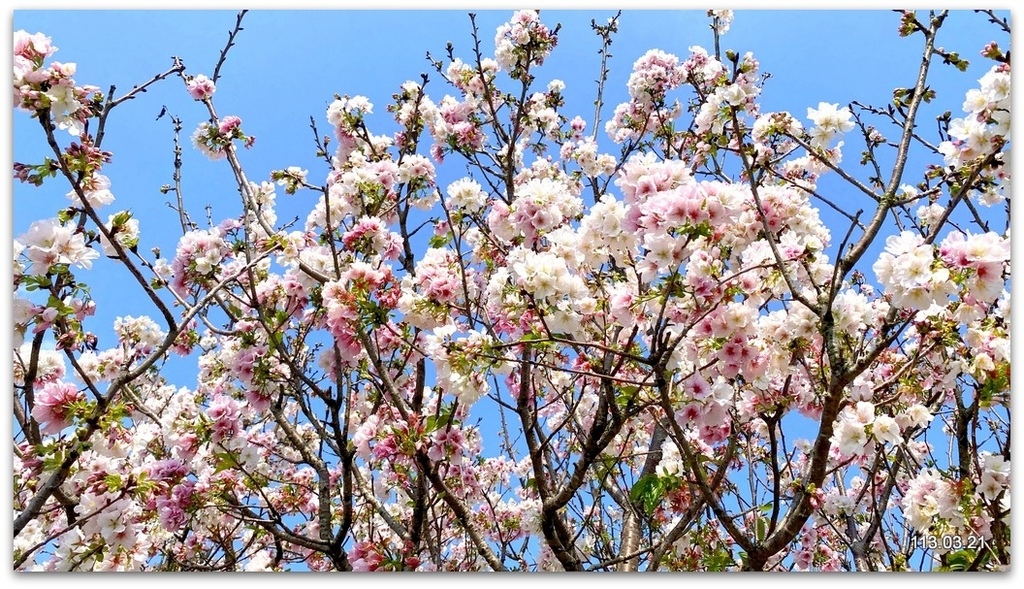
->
[806,102,854,149]
[577,194,638,268]
[113,315,166,355]
[977,452,1010,501]
[494,10,556,77]
[446,178,488,213]
[900,469,966,536]
[708,9,734,35]
[939,65,1010,172]
[423,326,493,406]
[326,95,373,126]
[830,401,902,458]
[873,230,956,312]
[99,211,140,257]
[507,247,585,303]
[17,217,99,276]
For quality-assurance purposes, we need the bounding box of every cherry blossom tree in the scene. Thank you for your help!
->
[12,9,1010,572]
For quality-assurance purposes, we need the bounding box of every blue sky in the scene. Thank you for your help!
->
[5,3,1019,579]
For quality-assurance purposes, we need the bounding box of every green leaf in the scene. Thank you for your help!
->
[45,295,74,315]
[703,549,735,571]
[616,385,639,409]
[941,549,974,571]
[630,474,667,515]
[111,210,133,227]
[213,452,236,473]
[425,404,455,433]
[104,473,124,492]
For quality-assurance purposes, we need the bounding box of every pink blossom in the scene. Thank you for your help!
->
[14,30,57,60]
[31,381,83,434]
[217,114,241,134]
[186,74,215,100]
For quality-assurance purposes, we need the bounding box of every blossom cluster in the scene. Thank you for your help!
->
[494,9,558,81]
[14,30,98,135]
[12,10,1011,573]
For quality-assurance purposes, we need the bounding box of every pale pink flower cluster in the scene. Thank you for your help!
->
[445,178,488,213]
[451,58,494,101]
[672,375,732,444]
[615,152,693,224]
[191,115,252,160]
[66,172,115,209]
[751,111,805,163]
[627,50,684,111]
[830,288,889,337]
[17,217,99,276]
[494,10,557,80]
[523,88,561,138]
[316,161,387,229]
[606,49,687,142]
[489,177,582,247]
[427,93,487,159]
[977,452,1010,501]
[314,155,402,230]
[169,227,232,297]
[13,29,55,62]
[14,343,66,387]
[186,73,215,100]
[190,121,226,160]
[507,247,584,303]
[708,9,734,35]
[939,64,1010,172]
[326,94,373,126]
[398,246,478,329]
[963,319,1010,382]
[830,401,902,459]
[900,469,982,545]
[98,211,140,257]
[24,295,93,346]
[559,136,617,178]
[938,230,1009,305]
[576,194,637,268]
[326,95,382,163]
[76,492,146,564]
[915,199,945,229]
[31,380,83,434]
[206,393,243,443]
[694,52,761,136]
[732,185,833,295]
[613,155,768,286]
[398,154,438,208]
[391,79,432,132]
[273,165,308,194]
[341,215,403,260]
[423,327,493,405]
[321,266,391,363]
[11,12,1011,572]
[14,30,98,135]
[113,315,166,356]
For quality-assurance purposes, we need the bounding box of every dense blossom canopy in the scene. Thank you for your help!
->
[12,9,1010,572]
